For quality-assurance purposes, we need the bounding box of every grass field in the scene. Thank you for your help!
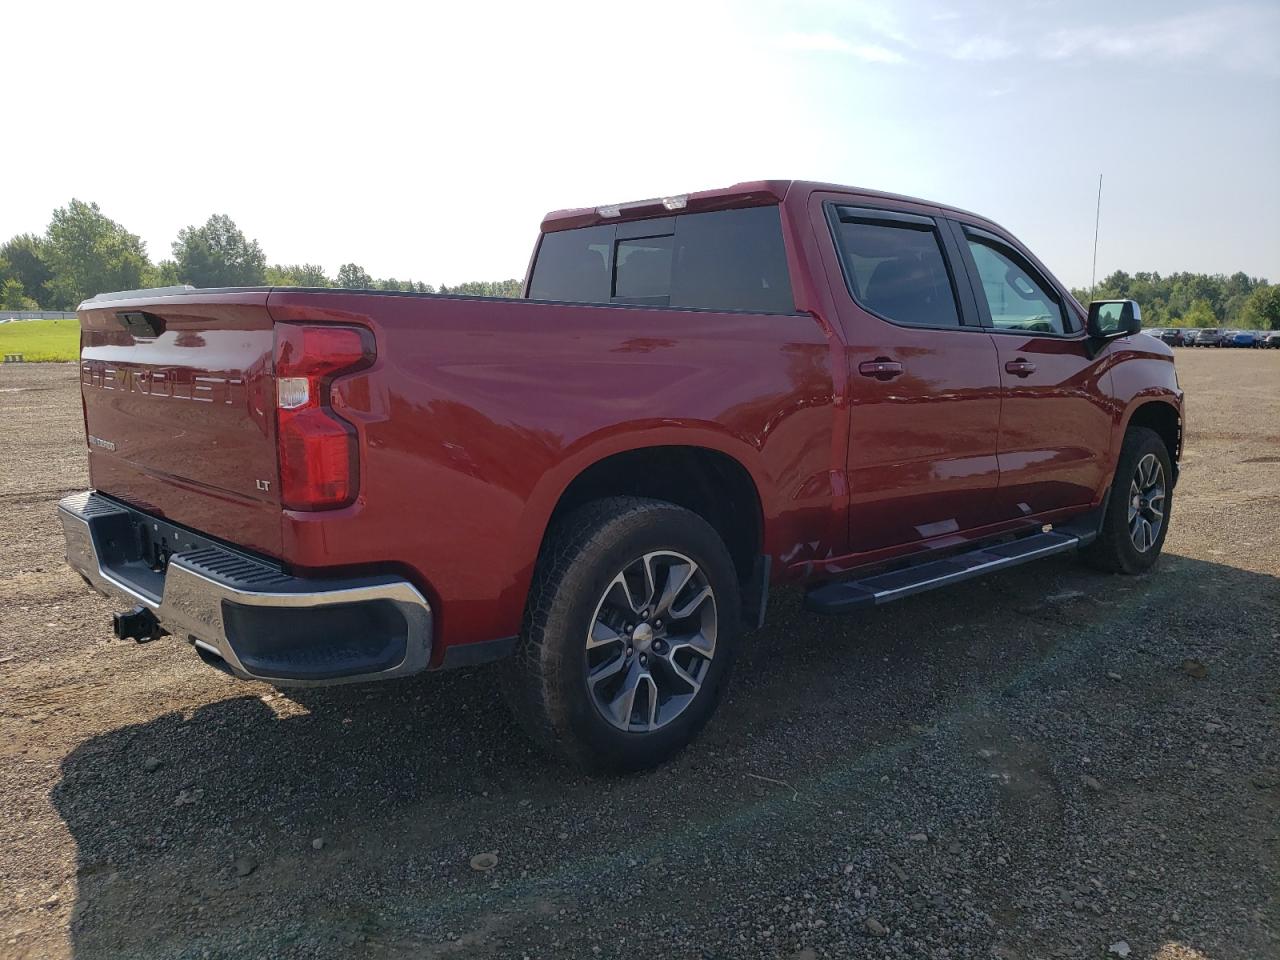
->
[0,318,79,362]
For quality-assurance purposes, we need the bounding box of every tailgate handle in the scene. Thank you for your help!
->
[116,311,166,338]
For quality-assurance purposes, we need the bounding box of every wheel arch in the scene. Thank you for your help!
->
[1121,398,1182,469]
[536,443,767,590]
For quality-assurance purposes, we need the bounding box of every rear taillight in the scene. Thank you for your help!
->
[273,324,374,511]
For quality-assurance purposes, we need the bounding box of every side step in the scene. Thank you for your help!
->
[804,530,1081,614]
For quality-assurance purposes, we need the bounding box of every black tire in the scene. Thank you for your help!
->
[1081,426,1173,575]
[501,497,742,772]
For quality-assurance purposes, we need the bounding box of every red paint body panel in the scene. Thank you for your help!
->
[800,190,1005,557]
[73,180,1183,663]
[988,333,1114,517]
[79,292,282,556]
[267,292,835,655]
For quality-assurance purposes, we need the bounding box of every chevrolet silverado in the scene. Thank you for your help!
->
[60,180,1183,770]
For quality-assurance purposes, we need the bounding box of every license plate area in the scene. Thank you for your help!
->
[94,495,283,602]
[137,516,206,573]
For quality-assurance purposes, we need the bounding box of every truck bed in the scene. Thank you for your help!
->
[76,286,836,658]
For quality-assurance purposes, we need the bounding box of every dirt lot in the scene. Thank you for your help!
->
[1,351,1276,960]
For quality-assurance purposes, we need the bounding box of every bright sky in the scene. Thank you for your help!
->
[5,0,1277,288]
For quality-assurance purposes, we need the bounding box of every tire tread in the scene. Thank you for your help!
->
[500,497,736,770]
[1081,426,1172,575]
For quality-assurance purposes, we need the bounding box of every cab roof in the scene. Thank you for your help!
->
[539,179,988,233]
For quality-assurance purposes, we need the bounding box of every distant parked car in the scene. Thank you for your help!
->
[1230,330,1259,348]
[1263,331,1280,349]
[1159,328,1186,346]
[1195,328,1224,347]
[1181,329,1199,346]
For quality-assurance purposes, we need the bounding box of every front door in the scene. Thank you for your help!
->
[821,203,1004,555]
[950,221,1113,518]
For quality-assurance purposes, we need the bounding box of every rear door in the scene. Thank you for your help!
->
[78,291,282,557]
[817,199,1004,555]
[947,220,1113,518]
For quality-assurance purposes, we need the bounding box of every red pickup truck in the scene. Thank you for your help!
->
[60,180,1182,770]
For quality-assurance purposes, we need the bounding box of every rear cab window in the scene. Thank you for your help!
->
[527,205,796,314]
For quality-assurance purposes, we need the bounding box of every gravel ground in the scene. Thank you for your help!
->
[1,352,1277,960]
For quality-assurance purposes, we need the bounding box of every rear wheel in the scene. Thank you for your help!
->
[1081,426,1173,574]
[501,497,741,772]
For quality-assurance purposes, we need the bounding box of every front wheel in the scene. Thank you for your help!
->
[501,497,741,772]
[1081,426,1173,574]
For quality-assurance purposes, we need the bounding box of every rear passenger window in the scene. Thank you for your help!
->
[830,208,961,328]
[527,205,796,313]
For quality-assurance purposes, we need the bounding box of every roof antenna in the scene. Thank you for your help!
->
[1090,173,1102,300]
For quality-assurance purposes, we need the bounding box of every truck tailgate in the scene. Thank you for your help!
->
[78,291,282,558]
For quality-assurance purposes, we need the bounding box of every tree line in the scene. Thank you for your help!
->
[1070,270,1279,330]
[0,199,521,311]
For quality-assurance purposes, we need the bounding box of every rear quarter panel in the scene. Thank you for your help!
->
[266,292,837,656]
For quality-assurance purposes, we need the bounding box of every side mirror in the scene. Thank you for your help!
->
[1088,299,1142,339]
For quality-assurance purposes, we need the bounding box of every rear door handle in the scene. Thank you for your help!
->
[858,359,904,381]
[1005,359,1037,377]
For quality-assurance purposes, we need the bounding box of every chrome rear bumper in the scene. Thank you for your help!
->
[58,491,433,686]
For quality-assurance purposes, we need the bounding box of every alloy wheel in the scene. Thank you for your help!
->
[584,551,717,732]
[1127,453,1166,552]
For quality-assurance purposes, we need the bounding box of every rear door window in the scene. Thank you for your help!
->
[829,207,962,328]
[528,205,795,314]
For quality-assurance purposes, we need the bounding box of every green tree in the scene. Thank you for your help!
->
[1072,271,1268,327]
[295,264,331,287]
[145,259,182,288]
[1182,298,1216,327]
[44,199,151,308]
[266,263,330,287]
[0,234,54,307]
[449,278,522,298]
[1241,285,1280,330]
[1,277,39,311]
[336,263,374,289]
[172,214,267,288]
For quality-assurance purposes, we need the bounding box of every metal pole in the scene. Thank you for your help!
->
[1090,174,1102,300]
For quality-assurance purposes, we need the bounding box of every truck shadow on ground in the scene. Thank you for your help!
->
[49,552,1279,957]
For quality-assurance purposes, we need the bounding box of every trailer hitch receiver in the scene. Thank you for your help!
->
[112,605,167,643]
